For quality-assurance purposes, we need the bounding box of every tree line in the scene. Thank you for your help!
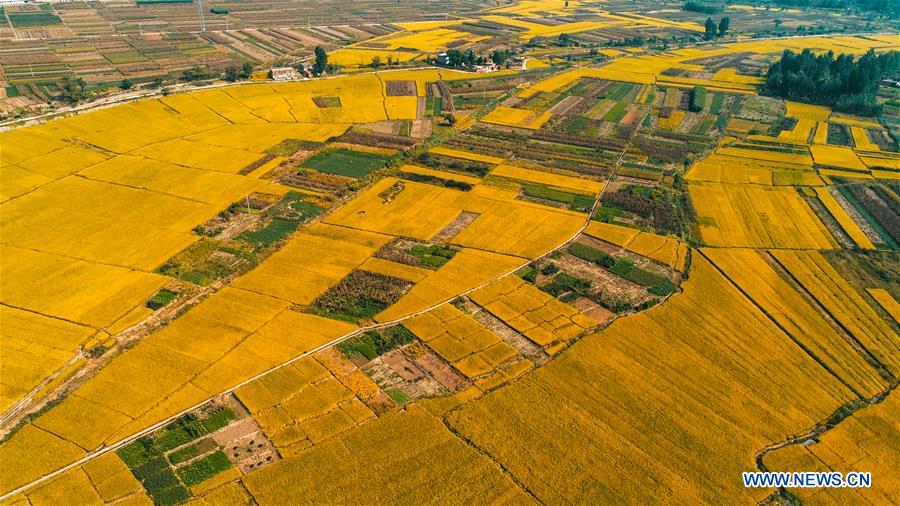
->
[764,48,900,116]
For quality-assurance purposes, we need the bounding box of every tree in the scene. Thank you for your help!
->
[371,56,382,68]
[704,17,717,40]
[386,55,394,67]
[773,19,783,30]
[240,62,254,78]
[443,113,457,126]
[120,78,134,90]
[718,17,730,37]
[558,33,572,46]
[62,76,85,103]
[313,46,328,75]
[224,66,240,82]
[181,67,206,82]
[491,49,510,66]
[764,48,900,116]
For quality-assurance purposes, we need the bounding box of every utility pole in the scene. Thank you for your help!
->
[197,0,206,33]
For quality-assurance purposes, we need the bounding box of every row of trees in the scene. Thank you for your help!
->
[703,16,730,40]
[756,0,898,15]
[764,48,900,116]
[683,1,722,13]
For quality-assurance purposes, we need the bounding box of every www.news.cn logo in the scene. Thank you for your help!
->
[743,472,872,488]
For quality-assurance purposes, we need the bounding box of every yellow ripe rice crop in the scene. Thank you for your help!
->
[81,451,143,503]
[717,146,812,166]
[360,27,483,53]
[481,15,618,39]
[446,256,853,504]
[710,68,764,85]
[851,127,880,151]
[866,288,899,324]
[233,224,391,304]
[189,467,242,496]
[80,155,264,207]
[686,153,823,186]
[0,306,97,412]
[772,250,899,376]
[490,164,604,194]
[404,304,516,379]
[328,49,422,66]
[626,233,681,268]
[764,394,899,505]
[0,245,167,328]
[190,310,356,395]
[244,406,528,504]
[325,178,466,240]
[15,144,110,180]
[813,121,828,144]
[427,146,504,165]
[655,76,756,94]
[778,118,816,142]
[689,183,837,249]
[658,110,685,130]
[235,354,368,451]
[375,249,524,322]
[583,221,686,270]
[784,101,831,121]
[1,164,53,203]
[814,187,875,249]
[488,0,585,16]
[133,138,264,174]
[810,144,868,171]
[326,177,584,259]
[859,152,900,170]
[25,467,104,506]
[469,276,596,347]
[829,115,884,129]
[33,394,133,451]
[0,424,84,495]
[190,482,251,506]
[481,106,553,130]
[704,249,885,397]
[584,221,640,247]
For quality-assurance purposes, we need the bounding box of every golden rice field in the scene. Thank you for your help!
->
[517,35,898,98]
[325,177,585,260]
[2,27,899,505]
[403,304,518,380]
[489,163,605,194]
[764,394,899,505]
[703,249,885,398]
[866,288,899,324]
[235,355,374,454]
[689,183,837,249]
[686,153,823,186]
[243,406,528,504]
[0,68,508,428]
[480,106,554,130]
[584,221,688,271]
[445,256,855,503]
[469,275,597,350]
[771,251,899,377]
[813,187,876,249]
